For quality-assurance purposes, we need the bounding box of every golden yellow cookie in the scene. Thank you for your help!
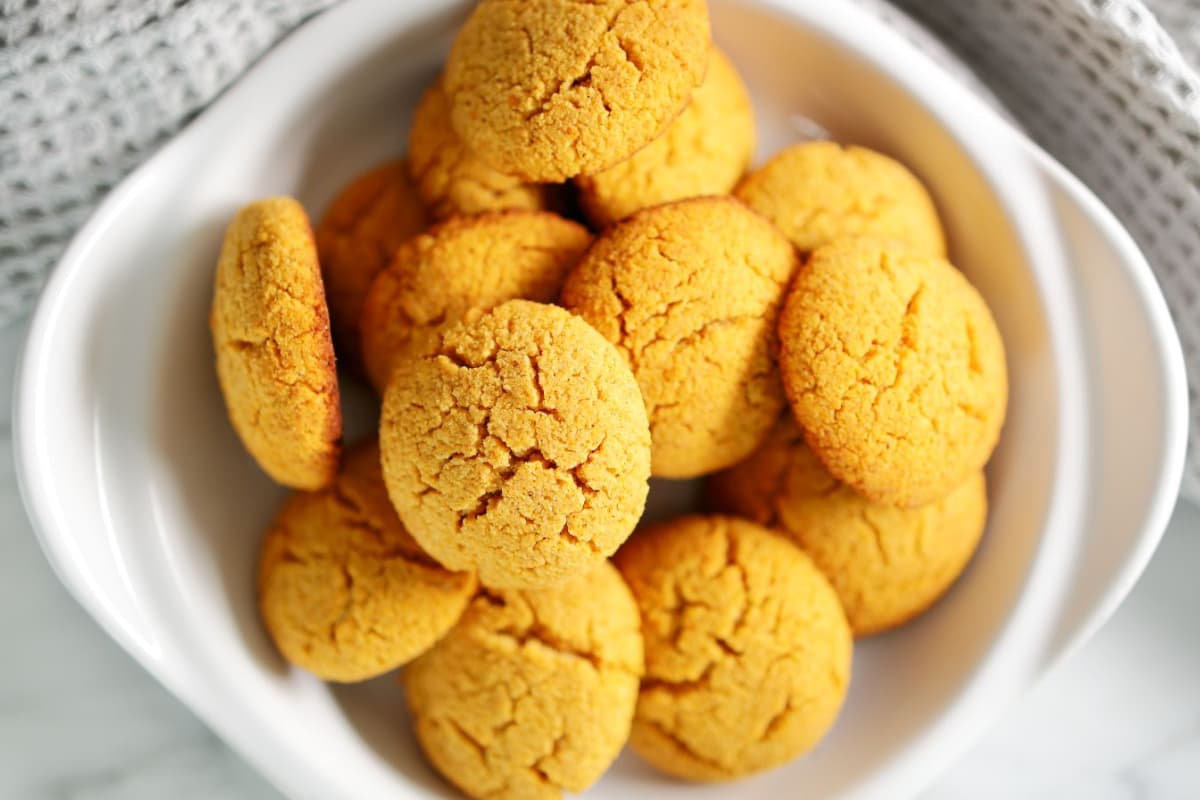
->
[380,300,651,589]
[779,238,1007,507]
[444,0,711,181]
[314,160,428,360]
[409,79,559,221]
[615,515,851,781]
[710,416,987,635]
[211,196,341,490]
[257,440,476,682]
[560,197,797,478]
[359,211,591,393]
[735,141,946,256]
[404,561,643,800]
[576,47,754,227]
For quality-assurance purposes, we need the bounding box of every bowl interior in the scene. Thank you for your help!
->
[17,1,1080,797]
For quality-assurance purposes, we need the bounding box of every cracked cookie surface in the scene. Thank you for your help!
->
[735,141,946,256]
[403,561,643,800]
[560,196,797,478]
[444,0,711,181]
[615,514,851,781]
[211,196,342,490]
[779,238,1007,507]
[360,211,591,393]
[410,79,559,221]
[314,160,428,362]
[576,46,754,228]
[710,416,987,635]
[379,300,650,588]
[258,440,476,682]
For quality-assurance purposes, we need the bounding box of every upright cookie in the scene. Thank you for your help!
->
[404,562,643,800]
[258,441,476,682]
[735,141,946,256]
[380,300,651,589]
[211,197,341,490]
[577,47,755,227]
[409,79,559,220]
[314,161,428,360]
[359,211,591,392]
[710,416,988,635]
[779,238,1007,507]
[561,197,797,478]
[444,0,711,181]
[616,515,852,781]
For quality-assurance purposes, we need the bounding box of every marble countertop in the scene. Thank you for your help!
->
[0,317,1197,800]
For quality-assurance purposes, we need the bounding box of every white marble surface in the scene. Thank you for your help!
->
[0,314,1197,800]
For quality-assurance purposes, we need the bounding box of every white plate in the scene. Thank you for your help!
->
[13,0,1188,798]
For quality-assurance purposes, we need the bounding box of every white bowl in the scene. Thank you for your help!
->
[13,0,1187,798]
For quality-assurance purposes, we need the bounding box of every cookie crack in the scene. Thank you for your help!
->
[521,1,632,125]
[643,719,731,775]
[530,730,570,786]
[859,508,891,566]
[444,716,490,765]
[640,661,717,697]
[480,590,628,674]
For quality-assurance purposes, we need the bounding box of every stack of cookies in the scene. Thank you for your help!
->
[209,0,1008,796]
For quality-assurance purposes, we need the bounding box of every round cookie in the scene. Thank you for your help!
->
[258,440,476,682]
[735,141,946,256]
[403,561,643,800]
[409,79,559,221]
[560,196,798,478]
[444,0,711,182]
[576,47,755,227]
[314,160,428,360]
[359,211,591,393]
[380,300,651,589]
[211,196,341,490]
[710,416,987,635]
[778,238,1007,507]
[615,515,851,781]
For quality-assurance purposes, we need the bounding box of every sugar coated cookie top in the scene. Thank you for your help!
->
[359,210,591,392]
[444,0,711,181]
[403,560,643,800]
[380,300,651,588]
[576,46,754,227]
[258,440,476,681]
[736,141,946,256]
[561,196,797,477]
[615,514,851,780]
[778,237,1006,506]
[409,79,558,220]
[710,416,988,635]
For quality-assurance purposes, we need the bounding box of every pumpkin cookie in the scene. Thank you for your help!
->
[735,141,946,255]
[409,79,558,221]
[576,47,755,227]
[560,197,797,478]
[444,0,711,181]
[314,161,428,360]
[615,515,851,781]
[779,238,1007,507]
[211,196,341,490]
[380,300,651,589]
[710,416,987,635]
[359,211,591,393]
[404,561,643,800]
[258,440,476,682]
